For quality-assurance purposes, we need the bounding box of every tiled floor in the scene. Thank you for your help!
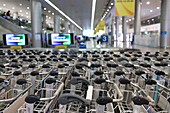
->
[111,41,169,53]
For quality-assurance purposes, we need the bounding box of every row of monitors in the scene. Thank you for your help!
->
[3,34,88,46]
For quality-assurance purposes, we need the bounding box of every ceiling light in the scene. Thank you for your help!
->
[120,18,122,20]
[21,14,23,16]
[52,13,54,15]
[91,0,97,30]
[129,19,131,21]
[49,17,51,19]
[48,10,51,13]
[26,12,28,15]
[157,7,160,9]
[111,3,114,5]
[20,4,22,6]
[146,1,150,5]
[107,9,109,11]
[147,20,150,22]
[3,4,6,7]
[12,7,15,10]
[109,6,111,9]
[150,10,153,12]
[46,15,48,18]
[152,19,154,21]
[44,8,47,10]
[60,18,62,20]
[126,20,129,22]
[27,7,29,9]
[20,10,22,12]
[132,18,134,20]
[27,16,29,18]
[45,0,83,30]
[62,19,64,21]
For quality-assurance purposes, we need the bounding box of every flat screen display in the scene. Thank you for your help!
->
[3,34,28,46]
[50,33,72,45]
[75,35,87,41]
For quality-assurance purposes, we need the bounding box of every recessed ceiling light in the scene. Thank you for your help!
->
[27,16,29,18]
[26,12,28,15]
[147,20,150,22]
[46,15,48,18]
[157,7,160,9]
[49,17,51,19]
[146,1,150,5]
[132,18,134,20]
[111,3,114,5]
[44,8,47,10]
[48,10,51,13]
[129,19,131,21]
[20,4,22,6]
[3,4,6,7]
[107,9,109,11]
[12,7,15,10]
[152,19,154,21]
[27,7,29,9]
[150,10,153,12]
[109,6,111,9]
[126,20,129,22]
[52,13,54,15]
[21,14,23,16]
[20,10,22,12]
[60,18,62,20]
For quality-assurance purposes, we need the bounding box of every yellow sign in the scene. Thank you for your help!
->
[115,0,135,16]
[10,46,22,49]
[98,21,105,30]
[55,45,67,49]
[96,26,99,32]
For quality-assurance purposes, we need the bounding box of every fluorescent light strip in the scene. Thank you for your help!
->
[91,0,96,30]
[45,0,82,30]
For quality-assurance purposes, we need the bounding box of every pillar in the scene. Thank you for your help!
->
[65,20,69,33]
[122,16,127,42]
[115,16,119,41]
[42,14,46,29]
[160,0,170,48]
[70,24,74,33]
[134,0,141,35]
[31,0,42,48]
[54,14,60,33]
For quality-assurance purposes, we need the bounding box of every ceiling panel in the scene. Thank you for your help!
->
[49,0,92,30]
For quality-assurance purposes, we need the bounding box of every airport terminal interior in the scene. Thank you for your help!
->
[0,0,170,113]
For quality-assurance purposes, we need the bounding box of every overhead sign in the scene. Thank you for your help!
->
[115,0,135,16]
[98,21,105,30]
[101,35,108,43]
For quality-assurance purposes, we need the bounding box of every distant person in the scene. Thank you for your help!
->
[6,10,11,16]
[6,10,11,20]
[2,12,6,18]
[18,17,21,26]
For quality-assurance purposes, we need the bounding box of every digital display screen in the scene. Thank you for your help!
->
[51,33,71,45]
[3,34,28,46]
[75,35,87,41]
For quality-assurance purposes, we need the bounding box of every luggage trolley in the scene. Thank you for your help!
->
[0,77,32,113]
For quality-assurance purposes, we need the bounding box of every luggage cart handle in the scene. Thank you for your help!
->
[40,82,64,101]
[0,82,33,102]
[94,78,123,102]
[106,80,123,102]
[58,93,90,106]
[130,82,155,105]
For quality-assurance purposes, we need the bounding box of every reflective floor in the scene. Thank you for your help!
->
[110,41,169,53]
